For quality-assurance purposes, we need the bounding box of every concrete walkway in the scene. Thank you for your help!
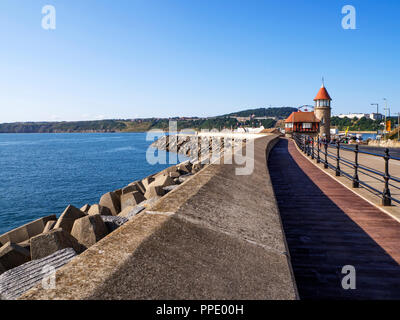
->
[269,139,400,300]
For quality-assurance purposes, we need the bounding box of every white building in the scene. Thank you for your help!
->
[337,113,368,119]
[336,112,384,121]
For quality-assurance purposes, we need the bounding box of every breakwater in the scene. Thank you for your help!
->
[1,133,297,300]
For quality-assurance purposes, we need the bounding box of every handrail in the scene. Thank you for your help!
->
[293,133,400,206]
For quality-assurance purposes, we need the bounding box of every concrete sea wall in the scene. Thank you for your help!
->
[1,134,297,300]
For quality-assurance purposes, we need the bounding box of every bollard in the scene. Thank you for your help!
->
[324,140,328,169]
[382,148,392,206]
[311,137,315,160]
[352,144,360,188]
[336,141,341,176]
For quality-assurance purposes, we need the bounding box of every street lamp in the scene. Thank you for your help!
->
[383,98,388,135]
[371,103,379,115]
[371,103,379,135]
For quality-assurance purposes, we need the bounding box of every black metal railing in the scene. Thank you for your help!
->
[293,134,400,206]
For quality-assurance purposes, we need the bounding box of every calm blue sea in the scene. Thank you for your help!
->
[362,133,378,140]
[0,133,183,235]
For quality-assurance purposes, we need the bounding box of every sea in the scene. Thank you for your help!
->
[0,133,186,235]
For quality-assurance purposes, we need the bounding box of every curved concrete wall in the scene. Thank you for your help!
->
[21,135,298,300]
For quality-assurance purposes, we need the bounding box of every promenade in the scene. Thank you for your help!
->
[326,145,400,215]
[269,139,400,299]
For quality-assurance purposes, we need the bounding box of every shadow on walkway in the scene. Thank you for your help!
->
[268,139,400,300]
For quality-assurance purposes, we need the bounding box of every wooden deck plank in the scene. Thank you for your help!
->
[268,138,400,300]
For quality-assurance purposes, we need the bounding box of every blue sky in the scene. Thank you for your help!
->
[0,0,399,122]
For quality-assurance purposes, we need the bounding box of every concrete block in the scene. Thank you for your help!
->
[152,174,175,188]
[30,228,84,260]
[169,171,180,178]
[121,191,146,211]
[144,185,165,200]
[80,204,91,213]
[177,162,192,174]
[71,215,108,248]
[140,196,161,208]
[118,205,145,220]
[99,191,121,216]
[54,205,87,234]
[0,215,56,246]
[128,180,146,194]
[0,248,76,300]
[142,175,156,190]
[163,185,179,193]
[114,189,122,198]
[101,216,129,233]
[88,204,112,216]
[178,173,193,183]
[0,242,31,272]
[191,161,203,173]
[43,220,56,234]
[18,240,31,252]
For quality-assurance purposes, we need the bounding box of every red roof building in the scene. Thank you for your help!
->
[314,85,332,101]
[284,111,320,133]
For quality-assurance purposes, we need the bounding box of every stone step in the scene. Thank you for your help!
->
[0,248,77,300]
[101,216,129,232]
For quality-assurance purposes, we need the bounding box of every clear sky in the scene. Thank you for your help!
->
[0,0,399,122]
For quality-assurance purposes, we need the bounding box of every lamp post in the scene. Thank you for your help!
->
[398,112,400,141]
[371,103,379,135]
[383,98,388,137]
[371,103,379,115]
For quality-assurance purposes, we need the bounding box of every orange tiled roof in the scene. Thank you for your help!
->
[314,85,332,101]
[285,111,320,123]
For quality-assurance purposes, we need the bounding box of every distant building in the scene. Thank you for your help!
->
[337,113,368,119]
[230,116,251,122]
[284,82,332,139]
[369,113,384,121]
[284,111,320,135]
[314,84,332,139]
[254,116,277,120]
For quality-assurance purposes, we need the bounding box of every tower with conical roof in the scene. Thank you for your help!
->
[314,81,332,140]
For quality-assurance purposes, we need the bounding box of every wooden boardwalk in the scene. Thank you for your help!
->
[268,138,400,300]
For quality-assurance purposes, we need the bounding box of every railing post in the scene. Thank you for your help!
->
[317,137,320,163]
[336,141,341,176]
[352,144,359,188]
[311,137,315,160]
[324,139,328,169]
[382,148,392,206]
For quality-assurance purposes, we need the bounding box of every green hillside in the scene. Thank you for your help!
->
[0,107,295,133]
